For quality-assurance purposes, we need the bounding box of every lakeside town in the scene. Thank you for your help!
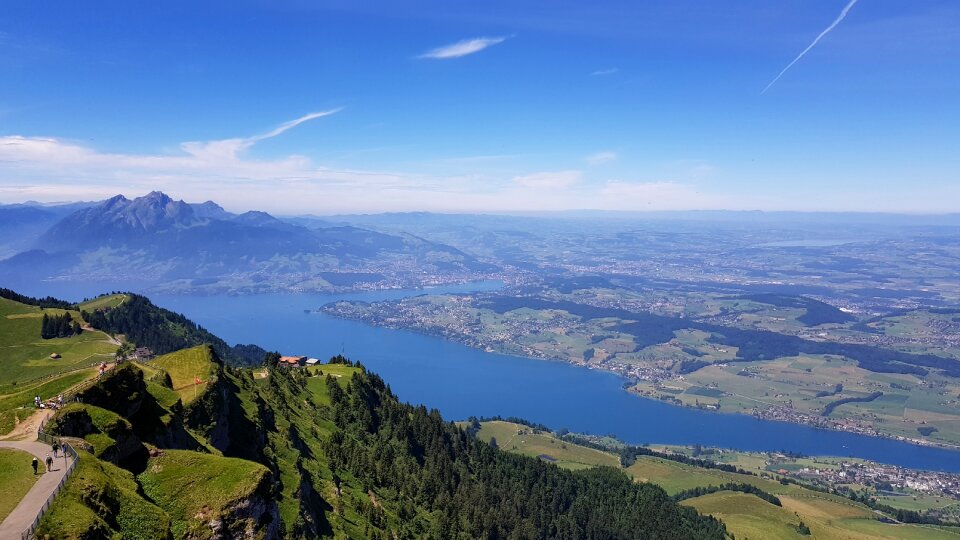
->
[784,457,960,502]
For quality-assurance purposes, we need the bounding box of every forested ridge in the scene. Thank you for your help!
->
[0,287,73,309]
[81,293,266,365]
[320,367,727,539]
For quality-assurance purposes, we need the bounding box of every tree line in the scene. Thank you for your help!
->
[41,312,81,339]
[320,368,728,539]
[672,482,782,507]
[1,287,73,309]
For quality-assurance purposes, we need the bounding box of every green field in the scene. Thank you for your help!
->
[684,491,810,540]
[480,421,960,540]
[0,447,39,521]
[150,345,217,405]
[475,420,619,469]
[0,297,117,393]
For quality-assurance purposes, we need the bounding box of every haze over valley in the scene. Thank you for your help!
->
[2,1,959,538]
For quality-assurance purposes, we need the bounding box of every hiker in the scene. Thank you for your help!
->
[45,454,53,472]
[32,457,38,475]
[57,394,63,407]
[52,441,59,457]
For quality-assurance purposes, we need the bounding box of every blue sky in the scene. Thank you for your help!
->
[1,0,958,213]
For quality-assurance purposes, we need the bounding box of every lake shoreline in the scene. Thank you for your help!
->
[151,287,960,473]
[319,305,960,454]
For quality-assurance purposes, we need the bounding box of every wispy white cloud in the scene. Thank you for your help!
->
[763,0,859,94]
[418,36,508,59]
[591,67,619,76]
[513,170,581,189]
[585,151,617,165]
[180,109,342,161]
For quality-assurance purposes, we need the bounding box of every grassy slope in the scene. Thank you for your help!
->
[150,345,217,405]
[39,361,273,539]
[306,363,461,537]
[483,421,960,540]
[683,492,807,540]
[0,369,94,434]
[476,420,619,470]
[78,293,128,312]
[0,447,39,521]
[54,402,133,458]
[36,456,171,539]
[0,297,116,390]
[0,296,118,434]
[632,457,960,539]
[138,449,270,539]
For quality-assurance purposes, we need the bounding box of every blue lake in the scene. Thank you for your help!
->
[152,282,960,473]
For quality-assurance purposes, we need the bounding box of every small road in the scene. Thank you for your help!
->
[0,411,75,539]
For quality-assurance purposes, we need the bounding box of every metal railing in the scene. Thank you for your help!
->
[17,355,127,538]
[20,418,82,539]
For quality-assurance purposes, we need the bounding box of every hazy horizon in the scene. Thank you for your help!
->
[6,191,960,224]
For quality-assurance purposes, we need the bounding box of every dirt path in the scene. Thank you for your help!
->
[1,361,114,441]
[0,409,52,442]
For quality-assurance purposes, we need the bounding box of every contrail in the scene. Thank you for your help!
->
[252,108,344,142]
[762,0,859,94]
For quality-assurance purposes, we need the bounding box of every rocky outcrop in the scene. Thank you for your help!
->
[212,475,280,540]
[50,403,145,464]
[80,363,147,418]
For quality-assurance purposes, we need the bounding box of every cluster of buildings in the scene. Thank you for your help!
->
[751,404,884,437]
[277,355,320,368]
[783,459,960,500]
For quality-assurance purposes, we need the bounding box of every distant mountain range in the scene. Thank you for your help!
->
[0,192,495,297]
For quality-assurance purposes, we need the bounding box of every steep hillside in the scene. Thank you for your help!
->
[38,348,726,539]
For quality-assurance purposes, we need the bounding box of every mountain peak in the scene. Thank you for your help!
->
[37,192,201,250]
[142,191,173,204]
[232,210,289,229]
[192,200,231,220]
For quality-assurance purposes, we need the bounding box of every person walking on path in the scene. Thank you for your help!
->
[52,441,59,458]
[31,457,38,475]
[0,413,79,538]
[45,454,53,472]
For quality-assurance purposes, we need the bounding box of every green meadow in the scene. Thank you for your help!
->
[0,297,117,392]
[0,447,40,521]
[150,345,218,405]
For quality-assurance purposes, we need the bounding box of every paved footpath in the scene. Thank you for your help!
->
[0,411,75,540]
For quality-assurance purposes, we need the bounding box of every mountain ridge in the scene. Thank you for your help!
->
[0,191,496,295]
